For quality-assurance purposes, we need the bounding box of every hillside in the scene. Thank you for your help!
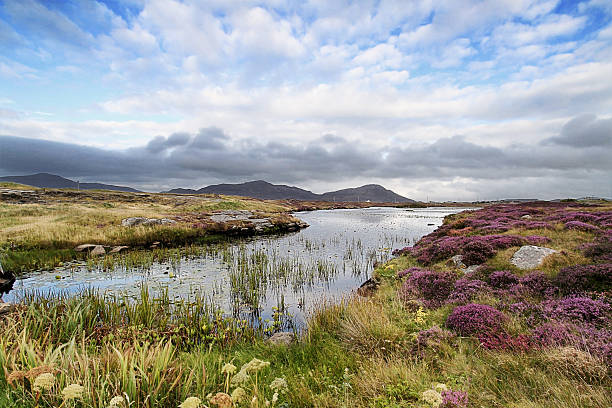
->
[166,180,415,203]
[0,173,140,192]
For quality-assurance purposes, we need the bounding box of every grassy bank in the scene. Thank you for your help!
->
[1,201,610,407]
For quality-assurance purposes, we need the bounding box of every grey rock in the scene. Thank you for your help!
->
[90,245,106,256]
[464,265,481,274]
[74,244,97,252]
[357,277,380,297]
[0,303,17,316]
[521,214,533,219]
[449,254,466,269]
[267,331,295,346]
[511,245,558,269]
[209,210,254,223]
[121,217,176,227]
[109,245,129,253]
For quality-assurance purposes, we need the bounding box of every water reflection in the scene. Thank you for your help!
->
[7,207,470,327]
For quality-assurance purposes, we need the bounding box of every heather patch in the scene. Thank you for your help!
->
[554,263,612,294]
[446,303,506,337]
[545,296,611,326]
[488,270,519,289]
[565,220,601,233]
[518,271,554,297]
[400,269,456,307]
[447,278,488,304]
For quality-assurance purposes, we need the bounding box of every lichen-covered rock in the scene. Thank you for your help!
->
[267,331,295,346]
[511,245,558,269]
[74,244,97,252]
[109,245,129,253]
[90,245,106,256]
[121,217,176,227]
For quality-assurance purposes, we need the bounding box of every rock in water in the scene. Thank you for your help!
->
[74,244,97,252]
[0,261,15,297]
[90,245,106,256]
[511,245,558,269]
[109,245,129,253]
[357,277,380,297]
[267,332,295,346]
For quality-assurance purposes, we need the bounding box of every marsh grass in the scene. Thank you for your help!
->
[2,202,611,407]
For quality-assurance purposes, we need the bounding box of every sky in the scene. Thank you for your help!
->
[0,0,611,200]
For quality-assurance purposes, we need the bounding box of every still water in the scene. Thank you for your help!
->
[6,207,469,327]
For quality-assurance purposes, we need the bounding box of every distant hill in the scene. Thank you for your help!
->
[0,173,140,192]
[320,184,411,203]
[165,180,415,203]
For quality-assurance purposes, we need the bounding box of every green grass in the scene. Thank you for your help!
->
[1,202,610,407]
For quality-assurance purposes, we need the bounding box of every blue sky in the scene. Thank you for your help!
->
[1,0,611,199]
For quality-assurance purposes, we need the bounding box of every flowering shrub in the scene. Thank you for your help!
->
[582,239,612,262]
[400,269,456,307]
[519,271,553,297]
[446,303,506,336]
[461,240,495,266]
[447,278,488,304]
[547,296,611,326]
[525,235,552,245]
[530,322,577,347]
[488,270,519,289]
[554,264,612,294]
[478,332,531,351]
[565,221,601,233]
[440,390,469,408]
[397,267,426,279]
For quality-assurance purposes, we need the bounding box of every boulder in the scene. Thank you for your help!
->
[109,245,129,253]
[521,214,533,219]
[0,261,15,296]
[121,217,176,227]
[511,245,558,269]
[449,254,466,269]
[267,331,295,346]
[357,277,380,297]
[74,244,98,252]
[0,303,17,316]
[90,245,106,256]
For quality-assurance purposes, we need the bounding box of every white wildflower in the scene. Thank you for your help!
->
[231,387,246,403]
[108,395,125,407]
[221,363,237,376]
[32,373,55,392]
[62,384,84,400]
[179,396,202,408]
[269,377,288,393]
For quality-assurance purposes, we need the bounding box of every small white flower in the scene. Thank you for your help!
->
[32,373,54,392]
[108,395,125,407]
[62,384,84,400]
[179,396,202,408]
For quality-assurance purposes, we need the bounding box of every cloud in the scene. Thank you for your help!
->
[1,115,610,199]
[545,114,612,147]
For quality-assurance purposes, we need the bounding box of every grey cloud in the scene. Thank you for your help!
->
[146,132,191,153]
[190,127,228,150]
[545,114,612,147]
[1,115,610,198]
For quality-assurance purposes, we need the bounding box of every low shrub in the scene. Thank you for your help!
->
[554,264,612,294]
[400,269,456,308]
[488,270,519,289]
[446,303,506,337]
